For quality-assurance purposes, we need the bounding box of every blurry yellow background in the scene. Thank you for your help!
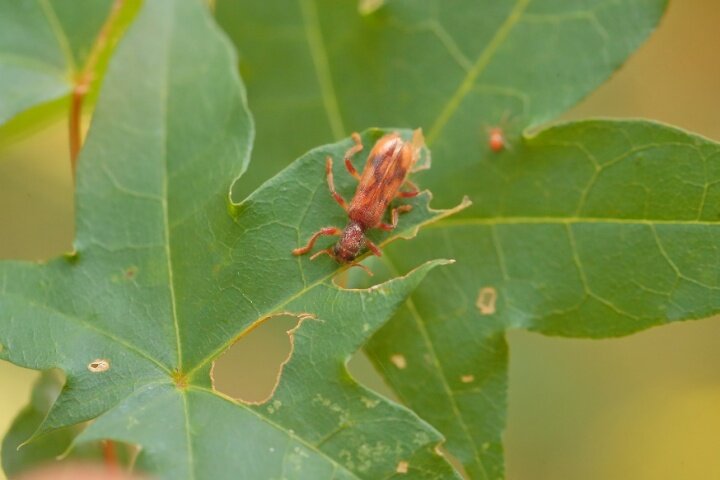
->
[1,0,719,478]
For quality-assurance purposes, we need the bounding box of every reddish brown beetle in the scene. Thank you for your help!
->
[292,130,423,271]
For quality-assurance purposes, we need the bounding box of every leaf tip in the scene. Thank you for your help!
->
[63,249,80,263]
[425,193,471,220]
[16,433,38,453]
[55,441,75,461]
[373,258,453,292]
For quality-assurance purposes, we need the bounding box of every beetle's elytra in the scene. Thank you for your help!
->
[292,130,423,273]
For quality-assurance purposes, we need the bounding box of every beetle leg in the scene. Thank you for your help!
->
[344,132,363,181]
[310,247,334,260]
[326,157,349,210]
[347,262,373,276]
[365,239,383,257]
[397,179,420,198]
[378,205,413,231]
[309,249,373,275]
[293,227,342,256]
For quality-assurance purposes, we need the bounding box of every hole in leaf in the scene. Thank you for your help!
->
[212,315,300,404]
[87,359,110,373]
[0,121,74,260]
[347,350,397,398]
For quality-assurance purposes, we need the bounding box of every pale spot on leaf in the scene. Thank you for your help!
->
[267,399,282,414]
[390,354,407,369]
[88,359,110,373]
[361,396,380,408]
[461,374,475,383]
[124,266,138,279]
[412,431,430,446]
[396,460,409,474]
[476,286,497,315]
[313,394,350,424]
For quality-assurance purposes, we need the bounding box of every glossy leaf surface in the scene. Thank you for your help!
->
[215,2,702,479]
[367,120,720,479]
[0,0,464,478]
[218,0,667,197]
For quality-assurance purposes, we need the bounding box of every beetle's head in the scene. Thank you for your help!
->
[333,222,365,263]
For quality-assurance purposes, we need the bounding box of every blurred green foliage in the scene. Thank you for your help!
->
[1,0,719,479]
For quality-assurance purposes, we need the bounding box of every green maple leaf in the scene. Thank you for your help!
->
[210,1,720,479]
[367,120,720,480]
[0,0,467,478]
[2,371,135,476]
[0,0,139,144]
[217,0,668,196]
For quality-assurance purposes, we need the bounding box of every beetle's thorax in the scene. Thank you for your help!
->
[333,221,366,263]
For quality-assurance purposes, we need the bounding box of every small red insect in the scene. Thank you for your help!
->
[485,112,517,153]
[487,127,506,153]
[292,130,423,271]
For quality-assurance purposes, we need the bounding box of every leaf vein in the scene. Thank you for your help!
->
[191,385,361,478]
[380,256,489,480]
[161,8,183,371]
[426,0,532,144]
[2,291,169,373]
[298,0,346,140]
[37,0,77,72]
